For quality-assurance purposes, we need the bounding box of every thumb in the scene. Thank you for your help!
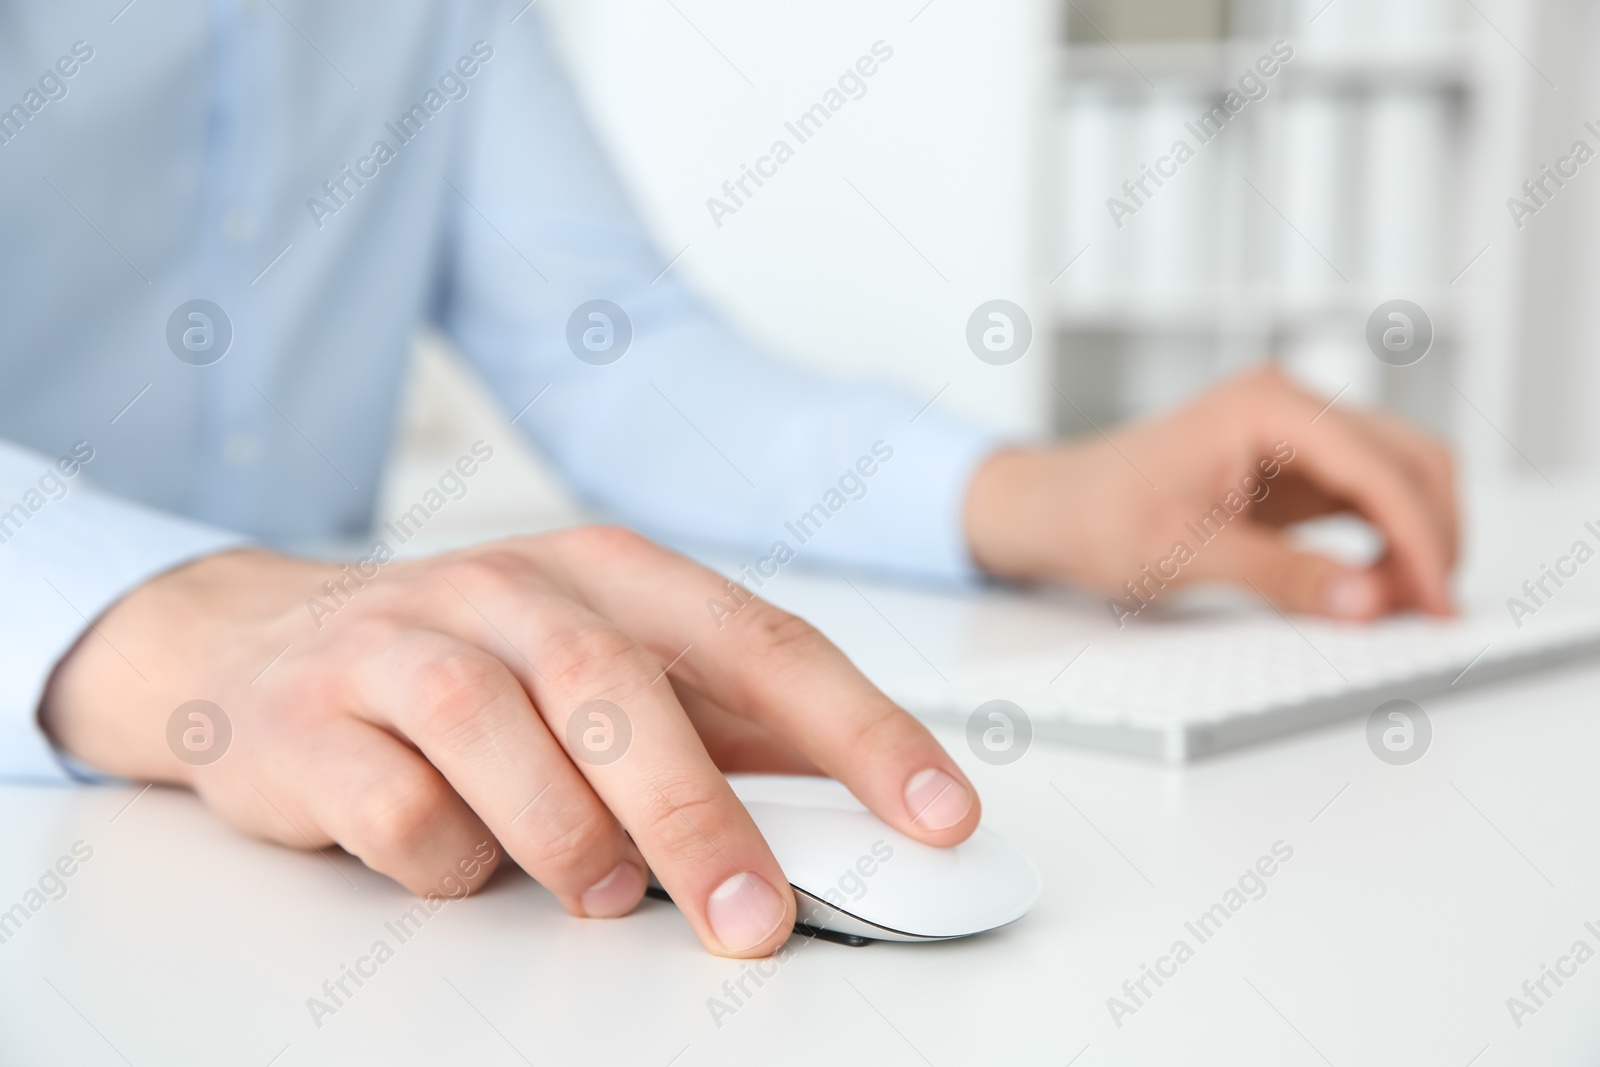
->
[1189,525,1387,620]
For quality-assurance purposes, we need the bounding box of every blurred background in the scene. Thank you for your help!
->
[384,0,1596,538]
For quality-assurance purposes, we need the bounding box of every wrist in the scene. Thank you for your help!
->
[40,548,321,783]
[965,446,1058,581]
[965,442,1115,587]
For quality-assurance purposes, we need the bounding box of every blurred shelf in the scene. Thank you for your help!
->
[1057,40,1476,94]
[1052,288,1461,335]
[1038,6,1521,447]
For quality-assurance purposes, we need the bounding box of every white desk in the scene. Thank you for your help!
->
[5,485,1600,1065]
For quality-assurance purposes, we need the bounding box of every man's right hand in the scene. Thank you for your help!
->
[40,527,980,957]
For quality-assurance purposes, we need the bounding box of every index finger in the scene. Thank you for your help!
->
[1338,406,1460,568]
[418,557,800,958]
[530,528,982,847]
[1258,394,1454,614]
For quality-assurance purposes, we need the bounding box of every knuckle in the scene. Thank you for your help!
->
[1248,364,1320,412]
[634,777,732,865]
[436,551,525,593]
[540,625,648,690]
[520,809,616,885]
[566,524,651,559]
[1244,363,1289,395]
[840,700,911,754]
[352,774,452,858]
[738,603,828,663]
[409,650,505,739]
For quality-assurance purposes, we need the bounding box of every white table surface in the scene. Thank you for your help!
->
[5,480,1600,1065]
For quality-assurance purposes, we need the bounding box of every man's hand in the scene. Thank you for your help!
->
[40,528,979,957]
[965,367,1457,620]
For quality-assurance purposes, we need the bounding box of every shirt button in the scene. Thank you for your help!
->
[223,209,257,246]
[223,432,261,468]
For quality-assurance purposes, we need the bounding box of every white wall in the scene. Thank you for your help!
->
[539,0,1055,435]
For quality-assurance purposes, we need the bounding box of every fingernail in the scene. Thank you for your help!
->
[905,767,973,831]
[706,872,787,953]
[1324,572,1380,619]
[581,863,645,919]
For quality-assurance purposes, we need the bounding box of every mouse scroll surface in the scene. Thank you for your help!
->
[728,775,1041,942]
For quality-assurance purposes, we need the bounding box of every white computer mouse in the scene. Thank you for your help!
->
[678,774,1042,944]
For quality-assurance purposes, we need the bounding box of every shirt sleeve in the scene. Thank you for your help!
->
[436,16,1001,584]
[0,441,248,784]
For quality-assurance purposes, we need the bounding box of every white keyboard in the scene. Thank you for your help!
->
[889,606,1600,762]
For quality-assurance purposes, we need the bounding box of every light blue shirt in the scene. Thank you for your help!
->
[0,1,997,782]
